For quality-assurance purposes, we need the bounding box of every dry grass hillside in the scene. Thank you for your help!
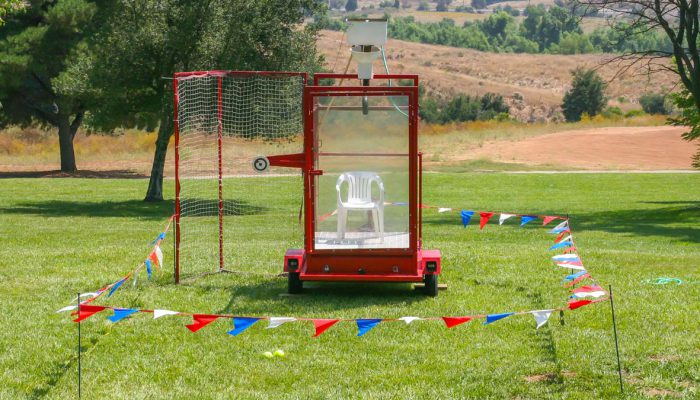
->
[318,30,677,122]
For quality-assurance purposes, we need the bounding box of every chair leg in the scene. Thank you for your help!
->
[337,208,347,240]
[377,207,384,242]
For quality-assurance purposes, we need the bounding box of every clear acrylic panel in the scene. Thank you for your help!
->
[313,94,410,250]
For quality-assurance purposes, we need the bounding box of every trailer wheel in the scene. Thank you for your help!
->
[424,274,438,297]
[288,272,303,294]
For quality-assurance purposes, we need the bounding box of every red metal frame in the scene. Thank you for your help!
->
[292,74,432,283]
[174,77,180,284]
[217,76,224,273]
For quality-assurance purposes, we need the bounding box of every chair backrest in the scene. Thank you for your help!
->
[336,171,384,203]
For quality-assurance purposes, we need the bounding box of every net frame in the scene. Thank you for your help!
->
[173,70,308,283]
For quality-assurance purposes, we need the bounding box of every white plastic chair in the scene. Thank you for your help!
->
[336,171,385,242]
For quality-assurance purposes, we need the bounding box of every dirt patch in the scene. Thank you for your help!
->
[0,169,147,179]
[644,388,682,398]
[649,354,682,363]
[525,371,575,383]
[459,126,697,170]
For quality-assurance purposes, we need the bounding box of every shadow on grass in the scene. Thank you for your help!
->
[420,201,700,243]
[572,201,700,243]
[0,198,267,219]
[212,278,427,316]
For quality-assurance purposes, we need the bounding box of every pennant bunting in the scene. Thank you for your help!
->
[552,254,579,262]
[556,263,585,271]
[148,251,160,268]
[155,246,164,268]
[499,213,514,225]
[312,319,340,337]
[185,314,219,333]
[228,317,260,336]
[151,232,166,245]
[565,273,591,287]
[564,247,578,254]
[549,220,569,234]
[73,305,107,323]
[550,241,573,251]
[568,299,593,310]
[442,316,472,328]
[542,216,557,226]
[562,270,588,282]
[554,230,571,243]
[145,259,152,280]
[107,278,127,298]
[571,285,606,298]
[56,305,78,313]
[484,312,514,325]
[398,316,421,324]
[108,308,139,323]
[520,215,537,226]
[531,310,553,329]
[555,235,573,244]
[460,210,474,227]
[479,212,494,230]
[267,317,296,329]
[438,207,452,213]
[356,319,382,336]
[153,309,178,319]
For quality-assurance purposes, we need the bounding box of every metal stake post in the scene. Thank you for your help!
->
[609,284,624,394]
[77,292,81,399]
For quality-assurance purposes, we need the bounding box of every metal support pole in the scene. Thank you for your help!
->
[609,284,624,394]
[77,292,81,399]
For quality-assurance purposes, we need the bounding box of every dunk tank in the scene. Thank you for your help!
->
[173,19,441,296]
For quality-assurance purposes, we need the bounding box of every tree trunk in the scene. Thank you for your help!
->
[57,116,77,172]
[144,115,174,202]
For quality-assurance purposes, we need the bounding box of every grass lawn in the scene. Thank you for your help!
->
[0,173,698,399]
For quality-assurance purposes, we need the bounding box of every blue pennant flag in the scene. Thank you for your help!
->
[520,215,537,226]
[550,241,573,251]
[107,278,127,298]
[484,312,514,325]
[145,259,152,280]
[108,308,139,323]
[460,210,474,227]
[563,270,587,282]
[356,319,382,337]
[228,317,260,336]
[151,232,166,245]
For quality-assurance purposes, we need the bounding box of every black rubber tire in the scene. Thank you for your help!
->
[288,272,303,294]
[424,274,438,297]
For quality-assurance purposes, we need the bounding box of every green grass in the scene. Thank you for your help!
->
[0,173,698,399]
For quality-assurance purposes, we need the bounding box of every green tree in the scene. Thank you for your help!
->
[639,93,668,115]
[471,0,486,9]
[562,68,607,122]
[0,0,25,25]
[346,0,357,11]
[80,0,323,201]
[0,0,99,172]
[436,0,448,11]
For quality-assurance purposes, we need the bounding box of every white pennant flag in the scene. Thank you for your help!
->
[153,309,179,319]
[155,246,164,267]
[72,292,98,302]
[56,305,78,313]
[550,220,569,232]
[438,208,452,213]
[531,310,553,329]
[266,317,296,328]
[557,263,585,271]
[557,235,573,244]
[552,254,579,261]
[499,213,515,225]
[398,316,421,324]
[572,290,606,299]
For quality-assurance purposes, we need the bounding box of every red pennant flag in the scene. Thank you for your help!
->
[564,247,577,254]
[554,230,571,243]
[442,316,472,328]
[568,299,592,310]
[565,273,591,287]
[149,251,160,268]
[312,319,340,337]
[73,305,107,322]
[542,216,557,226]
[185,314,219,333]
[479,212,494,230]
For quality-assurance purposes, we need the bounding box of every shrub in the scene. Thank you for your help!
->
[562,68,607,122]
[639,93,669,115]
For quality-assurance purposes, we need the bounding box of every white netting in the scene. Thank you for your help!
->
[176,72,305,278]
